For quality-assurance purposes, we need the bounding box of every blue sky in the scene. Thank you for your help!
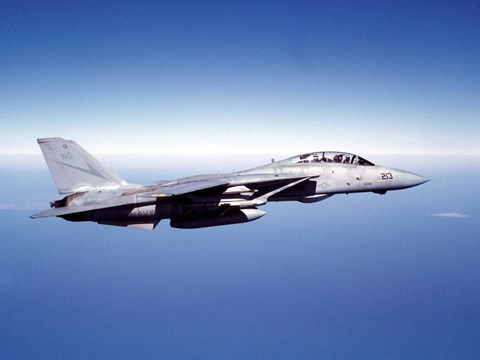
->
[2,3,480,358]
[2,1,479,156]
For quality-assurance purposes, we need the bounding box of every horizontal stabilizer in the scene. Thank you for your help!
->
[31,202,113,219]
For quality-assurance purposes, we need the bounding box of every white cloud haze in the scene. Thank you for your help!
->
[429,212,469,218]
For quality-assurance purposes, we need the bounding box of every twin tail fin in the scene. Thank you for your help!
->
[37,137,127,194]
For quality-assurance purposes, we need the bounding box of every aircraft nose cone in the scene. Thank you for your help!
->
[403,171,429,188]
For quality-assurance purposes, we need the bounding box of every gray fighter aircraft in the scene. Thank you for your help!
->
[31,137,428,230]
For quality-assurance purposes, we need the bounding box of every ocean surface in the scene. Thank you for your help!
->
[1,155,479,359]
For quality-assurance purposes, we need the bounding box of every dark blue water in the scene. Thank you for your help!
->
[1,157,479,359]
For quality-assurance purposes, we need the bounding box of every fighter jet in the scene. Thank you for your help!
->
[31,137,428,230]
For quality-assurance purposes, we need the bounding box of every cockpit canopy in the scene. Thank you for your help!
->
[289,152,375,166]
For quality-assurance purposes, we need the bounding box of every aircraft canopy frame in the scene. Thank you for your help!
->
[289,152,375,166]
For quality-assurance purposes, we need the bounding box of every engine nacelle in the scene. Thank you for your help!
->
[170,208,266,229]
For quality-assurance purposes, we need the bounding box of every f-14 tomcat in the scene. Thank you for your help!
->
[31,137,428,230]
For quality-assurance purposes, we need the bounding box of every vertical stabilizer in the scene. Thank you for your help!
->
[37,137,128,194]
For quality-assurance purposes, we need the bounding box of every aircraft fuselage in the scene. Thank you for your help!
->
[32,139,428,230]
